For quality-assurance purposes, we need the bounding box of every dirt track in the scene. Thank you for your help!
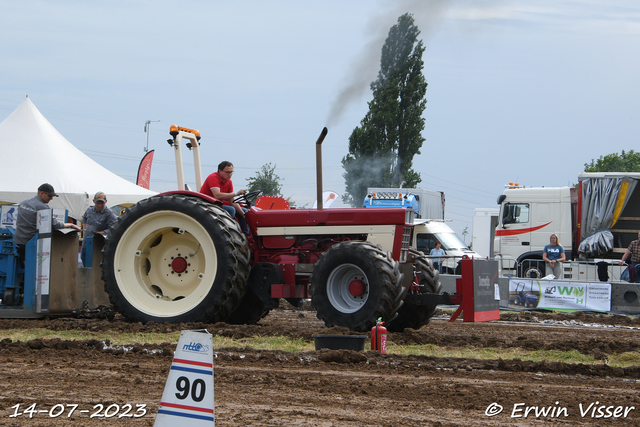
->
[1,309,640,426]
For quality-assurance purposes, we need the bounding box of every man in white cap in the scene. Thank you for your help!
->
[14,183,81,268]
[81,191,118,266]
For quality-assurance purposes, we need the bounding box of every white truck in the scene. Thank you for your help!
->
[362,189,479,274]
[494,173,640,280]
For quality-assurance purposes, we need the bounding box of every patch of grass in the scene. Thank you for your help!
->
[0,329,315,352]
[0,329,181,346]
[611,351,640,367]
[388,343,640,368]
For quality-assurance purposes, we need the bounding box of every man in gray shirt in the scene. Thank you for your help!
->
[81,191,118,266]
[15,183,81,267]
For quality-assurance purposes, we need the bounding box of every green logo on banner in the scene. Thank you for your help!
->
[557,286,584,303]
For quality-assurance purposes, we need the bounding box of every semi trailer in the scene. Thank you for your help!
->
[494,173,640,279]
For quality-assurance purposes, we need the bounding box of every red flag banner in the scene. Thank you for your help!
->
[136,149,154,189]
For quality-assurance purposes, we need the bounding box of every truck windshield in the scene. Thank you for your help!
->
[436,233,469,250]
[416,232,469,252]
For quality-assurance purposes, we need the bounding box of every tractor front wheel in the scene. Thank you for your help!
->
[309,241,405,332]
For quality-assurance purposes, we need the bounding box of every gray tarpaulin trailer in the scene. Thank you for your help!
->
[578,172,640,258]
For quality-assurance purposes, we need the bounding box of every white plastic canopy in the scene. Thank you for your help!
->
[0,97,156,219]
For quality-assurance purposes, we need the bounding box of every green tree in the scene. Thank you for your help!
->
[246,163,283,196]
[342,13,428,206]
[584,150,640,172]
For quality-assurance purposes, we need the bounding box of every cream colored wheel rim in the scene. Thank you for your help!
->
[113,210,217,318]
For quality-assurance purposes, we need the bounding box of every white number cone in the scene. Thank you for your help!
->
[154,330,215,426]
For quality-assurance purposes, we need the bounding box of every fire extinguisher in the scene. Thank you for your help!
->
[371,318,387,354]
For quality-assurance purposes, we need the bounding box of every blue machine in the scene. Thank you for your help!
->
[509,281,539,308]
[0,224,37,312]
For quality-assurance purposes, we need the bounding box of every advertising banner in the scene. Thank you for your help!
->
[508,279,611,312]
[137,149,155,189]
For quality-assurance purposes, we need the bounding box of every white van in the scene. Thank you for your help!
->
[413,220,481,274]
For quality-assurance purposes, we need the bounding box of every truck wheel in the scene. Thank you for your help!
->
[225,289,270,325]
[387,250,442,332]
[102,195,250,323]
[310,241,404,332]
[520,261,544,278]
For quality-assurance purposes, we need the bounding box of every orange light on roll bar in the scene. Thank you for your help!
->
[169,124,201,140]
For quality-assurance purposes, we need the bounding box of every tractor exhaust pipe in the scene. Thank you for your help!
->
[315,127,328,210]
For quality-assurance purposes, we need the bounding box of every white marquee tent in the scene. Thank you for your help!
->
[0,97,157,219]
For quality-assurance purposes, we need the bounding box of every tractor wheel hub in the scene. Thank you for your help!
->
[348,280,366,297]
[171,257,188,273]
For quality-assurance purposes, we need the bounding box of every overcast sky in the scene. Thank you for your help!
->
[1,0,638,238]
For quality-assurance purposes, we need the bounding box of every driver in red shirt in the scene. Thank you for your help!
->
[200,161,249,235]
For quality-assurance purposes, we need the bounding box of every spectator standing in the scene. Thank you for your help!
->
[543,233,566,278]
[81,191,117,266]
[430,241,445,274]
[14,183,80,268]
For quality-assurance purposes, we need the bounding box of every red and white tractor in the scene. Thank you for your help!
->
[101,126,442,331]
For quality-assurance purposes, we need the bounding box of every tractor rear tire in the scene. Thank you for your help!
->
[387,249,442,332]
[309,241,405,332]
[102,195,250,323]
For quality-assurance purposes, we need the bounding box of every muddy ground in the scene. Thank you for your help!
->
[1,308,640,426]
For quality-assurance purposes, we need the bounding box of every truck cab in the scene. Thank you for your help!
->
[494,184,575,277]
[413,220,480,274]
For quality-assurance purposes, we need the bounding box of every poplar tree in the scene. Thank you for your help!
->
[342,13,428,206]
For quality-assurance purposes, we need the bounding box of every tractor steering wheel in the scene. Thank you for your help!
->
[233,190,262,207]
